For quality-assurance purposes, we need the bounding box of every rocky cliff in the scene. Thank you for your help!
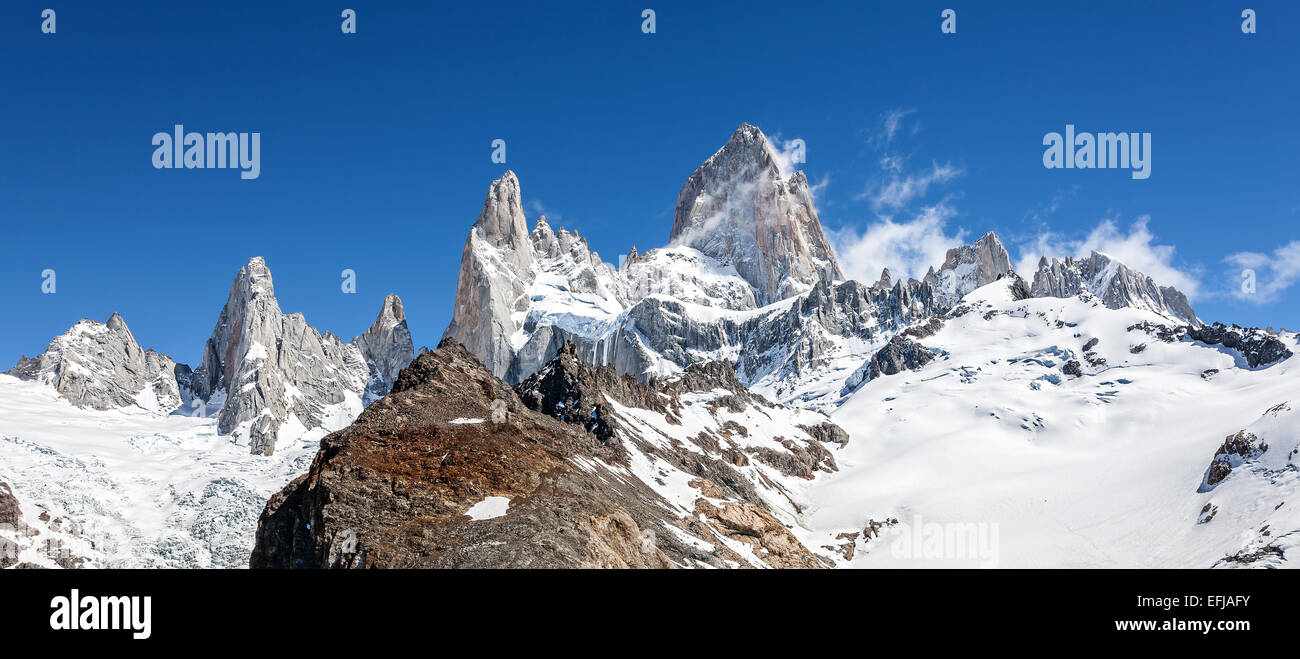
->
[250,339,848,568]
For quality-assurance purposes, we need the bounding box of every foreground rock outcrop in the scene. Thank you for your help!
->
[251,339,847,568]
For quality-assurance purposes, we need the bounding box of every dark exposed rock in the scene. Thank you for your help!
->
[1201,430,1268,491]
[1214,544,1285,567]
[0,482,22,531]
[1127,321,1183,343]
[515,341,846,492]
[868,335,937,380]
[1004,273,1033,301]
[1197,503,1217,524]
[1186,322,1293,368]
[1128,321,1293,368]
[4,356,41,380]
[903,318,945,340]
[0,482,90,569]
[1061,360,1083,378]
[800,422,850,448]
[0,483,20,570]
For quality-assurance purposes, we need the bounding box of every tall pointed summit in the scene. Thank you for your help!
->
[188,257,414,455]
[669,123,844,305]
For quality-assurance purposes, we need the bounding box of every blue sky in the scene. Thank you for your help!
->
[3,1,1298,366]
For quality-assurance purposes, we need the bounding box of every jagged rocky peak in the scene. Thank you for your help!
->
[474,170,532,261]
[445,171,625,381]
[5,312,182,413]
[873,268,894,291]
[669,123,844,305]
[445,172,542,379]
[188,256,414,456]
[353,294,416,405]
[929,231,1014,308]
[1031,250,1199,325]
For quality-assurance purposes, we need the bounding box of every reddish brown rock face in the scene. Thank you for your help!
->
[251,339,846,569]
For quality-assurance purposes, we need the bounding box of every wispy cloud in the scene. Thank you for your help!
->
[1225,241,1300,304]
[527,199,559,223]
[808,173,831,202]
[1024,186,1078,223]
[878,108,917,146]
[862,161,962,211]
[1014,215,1203,300]
[832,202,965,283]
[770,136,807,178]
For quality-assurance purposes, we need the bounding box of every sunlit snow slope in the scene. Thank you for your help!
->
[805,280,1300,568]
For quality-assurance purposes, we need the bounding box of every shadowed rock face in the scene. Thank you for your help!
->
[251,339,843,569]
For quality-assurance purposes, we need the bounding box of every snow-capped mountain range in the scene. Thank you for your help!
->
[8,257,413,457]
[443,124,1208,412]
[3,123,1296,569]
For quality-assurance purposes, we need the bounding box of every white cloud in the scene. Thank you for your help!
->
[832,203,965,284]
[808,173,831,202]
[1225,241,1300,304]
[864,161,961,210]
[770,137,807,178]
[879,108,917,145]
[527,199,559,223]
[1014,216,1202,300]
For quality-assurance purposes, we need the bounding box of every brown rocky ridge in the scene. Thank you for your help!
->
[251,339,848,568]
